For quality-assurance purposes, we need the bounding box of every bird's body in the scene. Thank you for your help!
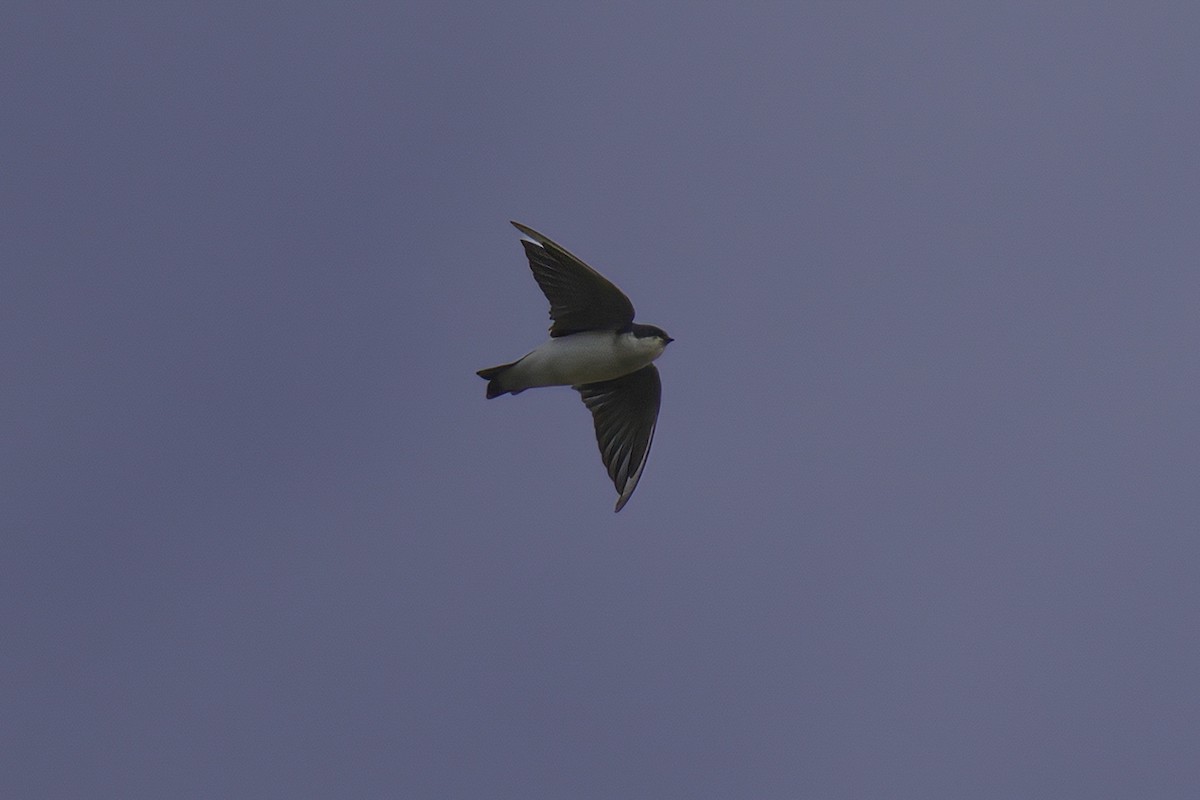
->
[477,222,673,512]
[481,328,669,396]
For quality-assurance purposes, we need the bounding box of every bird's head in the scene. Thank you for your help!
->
[631,323,673,346]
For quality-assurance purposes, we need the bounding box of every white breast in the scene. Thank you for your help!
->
[505,331,663,390]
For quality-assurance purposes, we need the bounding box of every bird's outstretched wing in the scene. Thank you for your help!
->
[576,364,661,512]
[512,221,635,337]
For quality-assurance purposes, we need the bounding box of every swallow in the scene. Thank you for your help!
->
[477,222,672,511]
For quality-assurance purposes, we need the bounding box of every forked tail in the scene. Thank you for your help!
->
[476,361,519,398]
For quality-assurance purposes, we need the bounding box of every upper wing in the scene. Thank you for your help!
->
[512,221,635,337]
[576,364,662,512]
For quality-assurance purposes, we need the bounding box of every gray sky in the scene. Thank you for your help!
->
[5,3,1199,798]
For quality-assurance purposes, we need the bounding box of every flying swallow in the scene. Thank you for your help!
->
[477,222,672,511]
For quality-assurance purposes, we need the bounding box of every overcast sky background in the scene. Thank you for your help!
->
[4,3,1199,798]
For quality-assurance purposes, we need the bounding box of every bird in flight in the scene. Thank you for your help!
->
[477,222,673,512]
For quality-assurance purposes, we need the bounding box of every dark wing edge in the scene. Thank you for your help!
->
[511,221,635,336]
[576,364,662,512]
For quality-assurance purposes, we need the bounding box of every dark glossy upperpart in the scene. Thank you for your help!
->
[577,363,663,512]
[630,323,673,343]
[512,221,637,337]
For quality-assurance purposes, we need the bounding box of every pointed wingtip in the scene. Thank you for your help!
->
[510,221,542,243]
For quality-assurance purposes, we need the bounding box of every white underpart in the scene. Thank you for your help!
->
[502,331,665,391]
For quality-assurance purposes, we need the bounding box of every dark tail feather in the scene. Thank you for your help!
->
[476,361,518,399]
